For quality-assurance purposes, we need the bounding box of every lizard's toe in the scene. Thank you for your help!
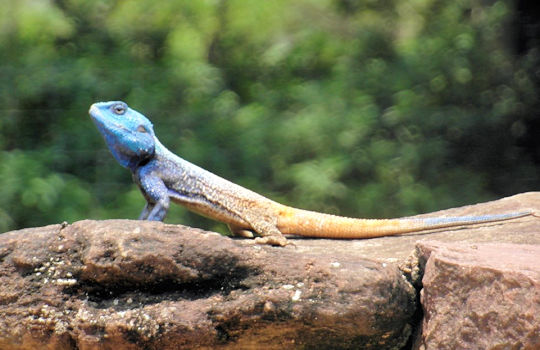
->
[234,229,255,238]
[227,224,255,238]
[254,235,288,247]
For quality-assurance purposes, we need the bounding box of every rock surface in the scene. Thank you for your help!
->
[412,241,540,350]
[0,221,416,350]
[0,192,538,349]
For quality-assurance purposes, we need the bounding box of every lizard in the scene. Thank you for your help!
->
[89,101,533,246]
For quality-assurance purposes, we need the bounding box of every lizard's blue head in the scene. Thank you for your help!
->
[89,101,156,170]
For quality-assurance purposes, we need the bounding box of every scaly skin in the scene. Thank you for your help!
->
[89,101,532,246]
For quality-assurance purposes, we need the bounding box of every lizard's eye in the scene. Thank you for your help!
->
[112,104,126,115]
[137,125,148,133]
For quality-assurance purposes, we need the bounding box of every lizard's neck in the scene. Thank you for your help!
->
[152,137,195,170]
[153,137,178,160]
[150,136,228,182]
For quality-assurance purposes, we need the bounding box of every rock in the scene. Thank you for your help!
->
[412,241,540,350]
[0,192,538,349]
[0,220,416,350]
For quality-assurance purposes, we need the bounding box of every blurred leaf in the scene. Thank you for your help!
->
[0,0,538,233]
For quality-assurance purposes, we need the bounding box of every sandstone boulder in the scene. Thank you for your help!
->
[0,220,416,350]
[412,241,540,350]
[0,192,538,349]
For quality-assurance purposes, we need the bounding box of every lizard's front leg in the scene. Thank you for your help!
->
[136,172,170,221]
[138,203,154,220]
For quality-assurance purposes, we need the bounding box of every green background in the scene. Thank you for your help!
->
[1,0,538,234]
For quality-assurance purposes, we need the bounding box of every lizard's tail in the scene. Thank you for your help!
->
[276,206,532,239]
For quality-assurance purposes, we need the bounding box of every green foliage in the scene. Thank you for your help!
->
[0,0,538,232]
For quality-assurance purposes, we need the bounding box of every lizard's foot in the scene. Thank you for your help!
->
[254,235,288,247]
